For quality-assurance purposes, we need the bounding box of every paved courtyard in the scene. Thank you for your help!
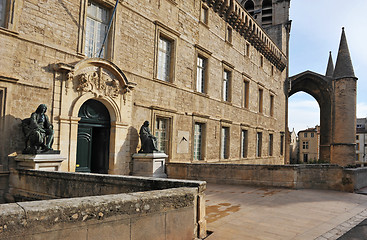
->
[205,184,367,240]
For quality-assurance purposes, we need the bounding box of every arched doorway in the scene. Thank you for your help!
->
[76,99,110,173]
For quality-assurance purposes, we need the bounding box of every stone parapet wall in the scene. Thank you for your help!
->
[3,169,207,239]
[8,169,206,201]
[0,187,198,240]
[167,163,367,192]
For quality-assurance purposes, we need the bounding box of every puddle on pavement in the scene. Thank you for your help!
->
[206,202,241,223]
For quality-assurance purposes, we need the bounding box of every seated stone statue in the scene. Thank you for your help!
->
[138,121,159,153]
[22,104,54,154]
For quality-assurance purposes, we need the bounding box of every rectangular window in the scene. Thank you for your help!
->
[0,88,4,119]
[226,26,232,43]
[194,123,204,160]
[356,143,360,151]
[260,55,264,68]
[356,154,359,161]
[271,65,274,76]
[302,141,309,150]
[270,95,274,116]
[221,127,229,159]
[356,135,359,140]
[243,81,249,108]
[303,153,308,163]
[196,56,207,93]
[85,2,110,58]
[311,132,314,138]
[154,117,170,154]
[258,89,263,113]
[0,0,6,27]
[157,36,172,82]
[280,134,284,156]
[222,69,231,102]
[241,129,248,158]
[201,4,208,25]
[304,133,307,138]
[256,132,262,157]
[246,43,250,57]
[268,134,273,156]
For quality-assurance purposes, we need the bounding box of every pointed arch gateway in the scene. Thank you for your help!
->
[53,58,135,174]
[288,71,333,161]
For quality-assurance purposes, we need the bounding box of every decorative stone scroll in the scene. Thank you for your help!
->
[76,67,121,98]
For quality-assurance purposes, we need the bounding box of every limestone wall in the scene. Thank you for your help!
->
[0,188,198,240]
[166,163,367,192]
[3,169,207,239]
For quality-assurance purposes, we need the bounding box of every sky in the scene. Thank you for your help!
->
[288,0,367,133]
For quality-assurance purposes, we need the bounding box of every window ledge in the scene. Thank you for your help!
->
[199,21,209,29]
[193,91,209,98]
[152,78,176,87]
[166,0,178,6]
[0,27,18,36]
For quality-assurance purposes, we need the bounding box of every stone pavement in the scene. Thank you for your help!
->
[205,184,367,240]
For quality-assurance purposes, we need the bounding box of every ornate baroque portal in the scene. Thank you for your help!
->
[53,58,135,174]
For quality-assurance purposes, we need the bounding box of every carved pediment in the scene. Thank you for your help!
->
[76,67,121,98]
[54,58,136,98]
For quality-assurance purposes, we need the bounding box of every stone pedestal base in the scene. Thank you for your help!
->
[15,154,66,171]
[132,152,168,178]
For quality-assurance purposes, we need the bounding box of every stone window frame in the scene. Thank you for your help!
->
[154,116,171,156]
[220,122,231,160]
[302,141,308,150]
[268,133,273,156]
[242,78,250,109]
[153,21,179,84]
[77,0,117,60]
[258,87,263,113]
[269,94,274,117]
[245,42,250,57]
[280,133,284,156]
[152,111,174,161]
[192,118,207,161]
[0,0,20,32]
[256,131,262,157]
[200,2,209,26]
[240,127,248,159]
[194,45,211,95]
[222,61,234,103]
[0,86,6,122]
[225,24,233,44]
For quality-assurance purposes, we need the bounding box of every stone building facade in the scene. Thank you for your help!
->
[356,118,367,163]
[298,126,320,163]
[0,0,290,175]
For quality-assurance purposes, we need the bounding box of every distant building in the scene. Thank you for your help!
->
[289,129,298,163]
[298,126,320,163]
[356,118,367,163]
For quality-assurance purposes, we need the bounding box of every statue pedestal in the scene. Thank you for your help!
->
[15,154,66,171]
[132,152,168,178]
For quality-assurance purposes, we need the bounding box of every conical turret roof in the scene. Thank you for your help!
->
[325,51,334,77]
[333,28,356,79]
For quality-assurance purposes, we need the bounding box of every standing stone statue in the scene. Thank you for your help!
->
[138,121,159,153]
[22,104,54,154]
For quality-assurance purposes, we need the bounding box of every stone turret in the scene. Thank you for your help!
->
[325,51,334,77]
[331,27,358,166]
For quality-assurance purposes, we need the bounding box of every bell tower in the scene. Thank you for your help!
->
[238,0,291,55]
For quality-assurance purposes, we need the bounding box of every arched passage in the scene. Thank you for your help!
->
[289,71,333,161]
